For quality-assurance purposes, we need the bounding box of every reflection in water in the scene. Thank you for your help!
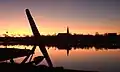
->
[0,45,120,72]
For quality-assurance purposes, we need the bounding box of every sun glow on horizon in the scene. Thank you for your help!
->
[0,0,120,36]
[0,17,120,36]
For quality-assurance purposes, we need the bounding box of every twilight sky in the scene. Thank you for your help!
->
[0,0,120,35]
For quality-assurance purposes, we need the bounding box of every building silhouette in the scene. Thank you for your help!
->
[57,26,71,36]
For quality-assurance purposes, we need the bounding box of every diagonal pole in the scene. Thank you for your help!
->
[25,9,53,67]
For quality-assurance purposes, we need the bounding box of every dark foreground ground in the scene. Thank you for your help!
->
[0,62,98,72]
[0,47,98,72]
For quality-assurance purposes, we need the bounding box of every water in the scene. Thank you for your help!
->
[1,45,120,72]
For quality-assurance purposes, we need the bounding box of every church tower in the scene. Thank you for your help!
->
[67,26,69,34]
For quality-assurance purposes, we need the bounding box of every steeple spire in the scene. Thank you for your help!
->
[67,26,69,34]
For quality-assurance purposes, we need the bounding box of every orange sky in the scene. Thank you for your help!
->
[0,0,120,36]
[0,15,120,36]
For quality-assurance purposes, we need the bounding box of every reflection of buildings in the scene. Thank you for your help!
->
[56,27,72,56]
[57,45,72,56]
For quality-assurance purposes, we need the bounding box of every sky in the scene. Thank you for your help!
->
[0,0,120,36]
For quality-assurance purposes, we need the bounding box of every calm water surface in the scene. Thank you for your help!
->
[0,45,120,72]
